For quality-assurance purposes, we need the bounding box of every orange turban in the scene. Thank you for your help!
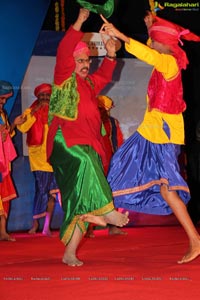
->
[34,83,52,97]
[98,95,113,110]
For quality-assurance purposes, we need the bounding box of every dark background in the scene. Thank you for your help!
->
[42,0,200,35]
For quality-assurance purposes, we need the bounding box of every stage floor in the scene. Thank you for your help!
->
[1,226,200,300]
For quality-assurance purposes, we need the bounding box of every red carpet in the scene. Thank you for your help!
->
[1,226,200,300]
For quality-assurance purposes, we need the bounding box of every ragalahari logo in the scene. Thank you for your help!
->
[154,1,199,12]
[154,1,165,12]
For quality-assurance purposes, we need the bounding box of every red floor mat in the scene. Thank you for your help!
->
[1,226,200,300]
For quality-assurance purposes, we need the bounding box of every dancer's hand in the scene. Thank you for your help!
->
[73,8,90,31]
[101,34,117,57]
[99,14,130,44]
[99,14,119,38]
[77,8,90,23]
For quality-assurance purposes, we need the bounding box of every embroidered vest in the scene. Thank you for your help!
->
[48,73,94,125]
[148,69,186,114]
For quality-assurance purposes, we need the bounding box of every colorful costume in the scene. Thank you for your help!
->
[47,26,117,245]
[97,95,124,175]
[0,82,17,218]
[102,116,124,173]
[17,84,59,220]
[107,17,200,215]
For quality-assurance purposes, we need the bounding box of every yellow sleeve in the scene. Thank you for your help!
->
[17,108,36,133]
[125,39,178,80]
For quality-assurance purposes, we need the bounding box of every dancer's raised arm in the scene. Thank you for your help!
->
[99,14,130,44]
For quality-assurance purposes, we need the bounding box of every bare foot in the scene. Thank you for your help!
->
[62,254,83,267]
[28,228,37,234]
[79,214,107,227]
[104,210,129,227]
[177,246,200,264]
[42,229,52,237]
[80,211,129,228]
[108,226,128,235]
[28,220,39,234]
[0,233,16,242]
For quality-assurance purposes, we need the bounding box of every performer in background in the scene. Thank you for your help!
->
[17,83,60,237]
[0,80,25,241]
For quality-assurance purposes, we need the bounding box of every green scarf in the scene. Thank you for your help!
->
[48,73,96,125]
[76,0,114,18]
[48,73,79,125]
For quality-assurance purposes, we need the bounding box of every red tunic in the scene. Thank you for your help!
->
[47,26,116,165]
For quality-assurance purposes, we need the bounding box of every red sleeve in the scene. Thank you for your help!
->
[89,57,117,95]
[54,26,84,85]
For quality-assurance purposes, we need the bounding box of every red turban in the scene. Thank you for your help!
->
[34,83,52,97]
[148,16,200,69]
[149,16,200,46]
[73,41,90,57]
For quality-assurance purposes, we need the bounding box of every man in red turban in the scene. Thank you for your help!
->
[17,83,60,237]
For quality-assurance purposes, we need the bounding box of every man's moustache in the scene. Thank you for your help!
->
[81,67,89,72]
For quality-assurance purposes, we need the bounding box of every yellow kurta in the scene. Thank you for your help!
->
[17,108,53,172]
